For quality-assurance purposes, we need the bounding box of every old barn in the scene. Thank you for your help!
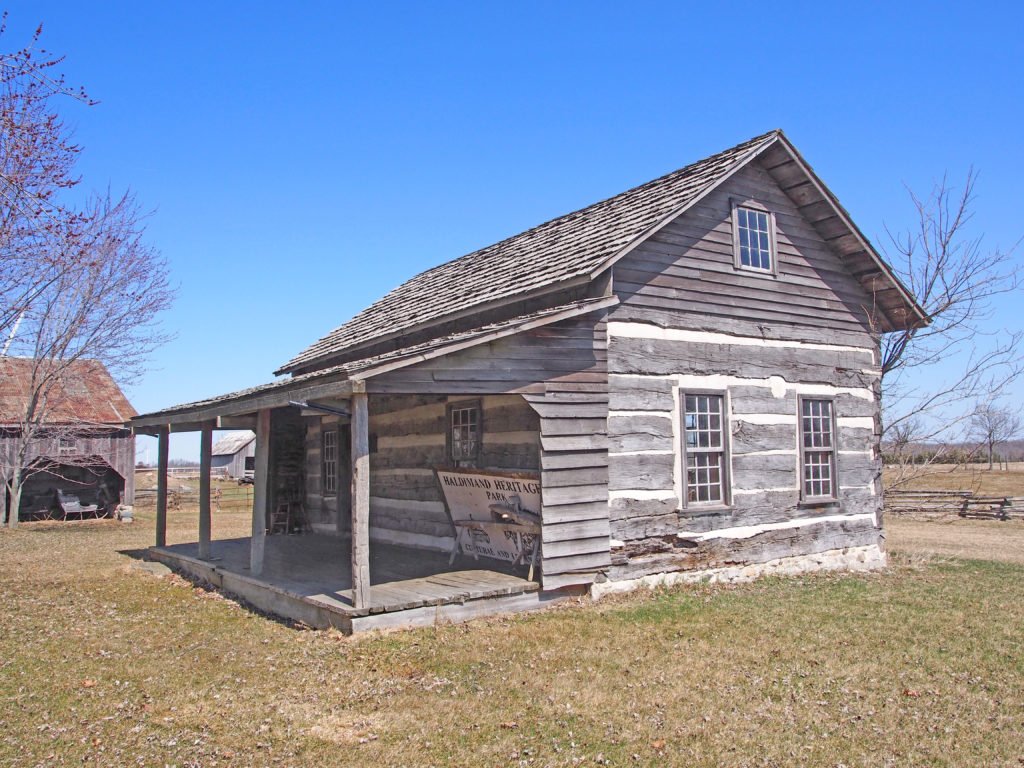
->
[2,358,137,522]
[131,130,925,632]
[211,430,256,480]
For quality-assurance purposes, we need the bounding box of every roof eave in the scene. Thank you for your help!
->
[769,133,928,332]
[585,130,784,282]
[274,273,594,377]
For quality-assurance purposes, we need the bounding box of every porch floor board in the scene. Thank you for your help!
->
[150,534,542,631]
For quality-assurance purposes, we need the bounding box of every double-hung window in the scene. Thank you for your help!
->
[800,398,837,500]
[732,202,776,274]
[448,401,481,465]
[322,427,338,495]
[683,393,728,505]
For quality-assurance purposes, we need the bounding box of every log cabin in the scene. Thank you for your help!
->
[1,358,136,522]
[131,130,926,632]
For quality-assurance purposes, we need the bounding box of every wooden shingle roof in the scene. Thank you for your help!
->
[277,130,783,375]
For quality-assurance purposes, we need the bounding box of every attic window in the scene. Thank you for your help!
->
[732,203,776,274]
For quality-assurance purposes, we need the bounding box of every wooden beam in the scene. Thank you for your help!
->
[250,408,270,575]
[216,415,257,430]
[130,377,354,430]
[156,426,169,547]
[198,422,213,560]
[350,390,371,610]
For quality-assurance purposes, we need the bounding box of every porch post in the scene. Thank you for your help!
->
[250,408,270,575]
[156,426,169,547]
[350,388,371,610]
[198,422,213,560]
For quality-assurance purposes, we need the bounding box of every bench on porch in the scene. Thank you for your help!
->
[54,489,100,520]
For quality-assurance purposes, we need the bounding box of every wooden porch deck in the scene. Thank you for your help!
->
[150,535,557,633]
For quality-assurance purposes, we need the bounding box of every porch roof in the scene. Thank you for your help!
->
[131,296,615,431]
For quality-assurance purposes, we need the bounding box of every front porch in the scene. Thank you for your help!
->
[151,534,555,633]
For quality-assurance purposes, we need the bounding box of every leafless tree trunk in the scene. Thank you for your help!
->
[971,403,1021,471]
[880,171,1022,487]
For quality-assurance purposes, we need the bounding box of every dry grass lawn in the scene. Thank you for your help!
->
[1,480,1023,766]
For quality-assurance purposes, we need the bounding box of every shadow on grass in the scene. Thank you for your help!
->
[119,545,319,632]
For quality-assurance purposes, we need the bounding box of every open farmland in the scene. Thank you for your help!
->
[0,473,1022,767]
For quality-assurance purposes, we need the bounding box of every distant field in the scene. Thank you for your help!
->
[883,462,1024,496]
[1,483,1022,766]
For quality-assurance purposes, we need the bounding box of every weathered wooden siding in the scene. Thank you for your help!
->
[365,312,613,588]
[211,442,255,479]
[524,390,611,591]
[304,394,542,551]
[605,157,883,582]
[366,314,606,395]
[368,393,541,550]
[613,159,877,347]
[2,428,135,516]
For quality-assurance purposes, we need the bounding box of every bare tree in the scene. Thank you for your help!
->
[0,16,94,341]
[971,403,1021,471]
[1,22,174,527]
[880,171,1022,487]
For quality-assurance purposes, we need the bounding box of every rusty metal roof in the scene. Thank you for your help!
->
[0,357,137,425]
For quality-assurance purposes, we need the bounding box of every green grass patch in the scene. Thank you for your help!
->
[2,510,1023,766]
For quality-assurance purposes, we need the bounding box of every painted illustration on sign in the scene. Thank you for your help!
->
[436,468,541,563]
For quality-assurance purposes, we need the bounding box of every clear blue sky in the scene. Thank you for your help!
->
[3,1,1022,460]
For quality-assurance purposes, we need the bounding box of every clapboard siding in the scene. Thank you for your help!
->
[524,391,611,588]
[302,393,543,547]
[611,159,878,345]
[369,315,608,396]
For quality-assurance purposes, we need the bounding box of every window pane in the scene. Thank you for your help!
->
[684,394,725,503]
[451,405,480,461]
[736,206,772,272]
[323,429,338,494]
[801,400,834,497]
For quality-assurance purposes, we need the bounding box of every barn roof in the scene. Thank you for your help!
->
[0,358,137,425]
[278,129,926,376]
[211,431,255,456]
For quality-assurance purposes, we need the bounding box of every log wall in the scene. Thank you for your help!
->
[605,157,883,582]
[304,393,542,551]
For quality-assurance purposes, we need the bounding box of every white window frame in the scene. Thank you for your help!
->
[57,436,76,455]
[322,427,338,495]
[447,400,481,466]
[681,391,730,507]
[799,397,837,501]
[731,200,778,275]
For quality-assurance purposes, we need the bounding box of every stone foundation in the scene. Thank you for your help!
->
[590,544,886,600]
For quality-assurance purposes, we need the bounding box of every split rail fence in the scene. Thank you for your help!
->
[884,489,1024,521]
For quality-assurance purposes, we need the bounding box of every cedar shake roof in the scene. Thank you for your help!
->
[0,358,137,425]
[278,130,784,375]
